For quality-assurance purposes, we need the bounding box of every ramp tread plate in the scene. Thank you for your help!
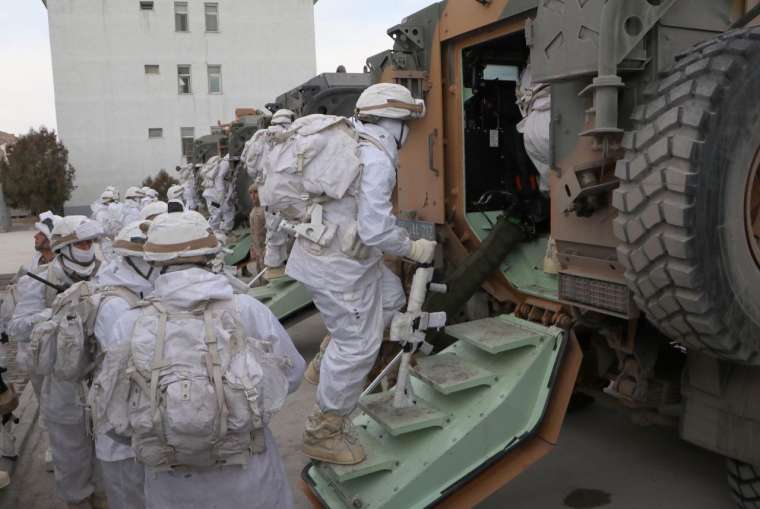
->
[359,392,446,436]
[446,316,544,354]
[412,353,496,395]
[318,430,396,482]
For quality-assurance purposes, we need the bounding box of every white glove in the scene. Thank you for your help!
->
[407,239,437,264]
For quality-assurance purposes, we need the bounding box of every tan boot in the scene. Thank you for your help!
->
[66,498,93,509]
[302,409,366,465]
[304,335,331,385]
[0,471,9,490]
[90,492,109,509]
[264,266,286,281]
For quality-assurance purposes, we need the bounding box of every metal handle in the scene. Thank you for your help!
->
[428,129,439,176]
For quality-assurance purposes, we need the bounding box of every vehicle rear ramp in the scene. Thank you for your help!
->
[302,314,581,508]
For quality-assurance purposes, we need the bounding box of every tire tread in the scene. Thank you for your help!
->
[613,29,760,361]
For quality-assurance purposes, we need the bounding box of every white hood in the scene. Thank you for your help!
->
[153,267,233,310]
[353,119,399,165]
[95,258,155,298]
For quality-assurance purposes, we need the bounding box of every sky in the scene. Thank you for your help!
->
[0,0,436,136]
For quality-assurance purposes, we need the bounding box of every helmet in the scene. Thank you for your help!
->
[271,109,296,126]
[142,187,159,199]
[100,188,118,204]
[355,83,426,121]
[51,216,104,252]
[167,185,184,201]
[34,211,61,241]
[125,186,144,200]
[143,211,221,264]
[139,201,168,221]
[112,221,151,258]
[104,186,120,201]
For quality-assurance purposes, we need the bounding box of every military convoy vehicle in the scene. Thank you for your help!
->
[260,1,760,508]
[194,2,760,504]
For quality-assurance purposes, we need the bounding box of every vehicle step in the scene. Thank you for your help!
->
[317,429,397,482]
[412,353,497,395]
[359,392,447,437]
[446,314,549,355]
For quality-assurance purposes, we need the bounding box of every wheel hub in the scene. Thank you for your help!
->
[745,146,760,269]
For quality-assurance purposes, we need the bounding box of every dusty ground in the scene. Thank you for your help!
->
[0,227,737,509]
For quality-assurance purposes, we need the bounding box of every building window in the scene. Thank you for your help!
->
[140,1,154,10]
[148,128,163,139]
[181,127,195,158]
[174,2,189,32]
[205,3,219,32]
[207,65,222,94]
[178,65,192,94]
[144,64,160,75]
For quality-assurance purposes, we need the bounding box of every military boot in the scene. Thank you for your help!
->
[302,409,366,465]
[65,497,93,509]
[264,266,286,281]
[90,492,109,509]
[304,335,331,385]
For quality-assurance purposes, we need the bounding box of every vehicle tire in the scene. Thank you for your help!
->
[613,27,760,364]
[728,458,760,508]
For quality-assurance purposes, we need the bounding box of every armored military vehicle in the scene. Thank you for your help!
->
[291,2,760,508]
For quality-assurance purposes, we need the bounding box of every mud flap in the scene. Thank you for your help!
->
[302,314,581,508]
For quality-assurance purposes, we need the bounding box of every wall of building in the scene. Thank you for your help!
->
[46,0,316,212]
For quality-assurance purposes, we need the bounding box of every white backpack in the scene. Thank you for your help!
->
[91,298,291,471]
[199,155,222,191]
[29,282,138,381]
[258,114,364,223]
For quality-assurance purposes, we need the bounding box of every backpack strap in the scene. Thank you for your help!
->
[202,305,230,449]
[148,304,173,458]
[358,132,398,168]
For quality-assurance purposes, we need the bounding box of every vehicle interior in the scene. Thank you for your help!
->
[460,31,558,300]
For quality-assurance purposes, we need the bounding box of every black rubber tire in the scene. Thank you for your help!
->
[728,459,760,508]
[613,28,760,364]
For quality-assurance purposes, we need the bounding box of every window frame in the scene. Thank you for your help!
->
[148,128,163,139]
[180,127,195,158]
[177,65,192,95]
[207,65,222,94]
[144,64,160,75]
[174,1,189,33]
[139,1,154,10]
[204,3,220,33]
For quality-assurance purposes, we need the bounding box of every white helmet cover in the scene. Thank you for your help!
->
[142,187,159,199]
[100,188,118,204]
[51,216,104,252]
[34,211,61,241]
[104,186,120,201]
[139,201,168,221]
[125,186,145,200]
[112,220,151,258]
[167,185,184,201]
[355,83,426,121]
[271,109,296,126]
[143,211,221,263]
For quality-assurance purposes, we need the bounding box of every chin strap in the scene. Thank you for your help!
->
[125,257,154,282]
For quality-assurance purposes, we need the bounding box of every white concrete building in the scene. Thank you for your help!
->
[43,0,317,213]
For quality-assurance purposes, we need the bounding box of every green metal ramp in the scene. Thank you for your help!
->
[303,314,568,509]
[249,276,313,321]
